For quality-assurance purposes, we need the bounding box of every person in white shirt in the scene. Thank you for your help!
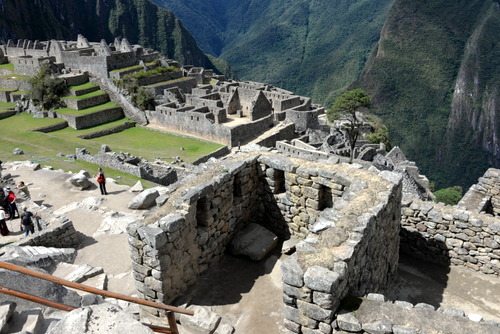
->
[0,206,9,236]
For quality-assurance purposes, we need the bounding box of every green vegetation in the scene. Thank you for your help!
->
[0,113,224,185]
[0,63,15,71]
[131,88,154,111]
[328,89,371,163]
[55,101,119,116]
[356,0,498,189]
[68,82,98,91]
[433,186,463,206]
[0,102,15,111]
[152,0,393,104]
[62,90,107,100]
[28,64,67,110]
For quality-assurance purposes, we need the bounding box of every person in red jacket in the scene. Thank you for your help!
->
[96,168,108,195]
[4,187,19,220]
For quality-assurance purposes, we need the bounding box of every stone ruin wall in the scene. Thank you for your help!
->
[401,199,500,275]
[76,148,178,186]
[57,107,124,130]
[281,170,402,334]
[126,154,403,325]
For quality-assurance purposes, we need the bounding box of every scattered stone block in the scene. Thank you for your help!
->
[128,189,160,209]
[46,303,154,334]
[65,264,104,283]
[179,305,221,334]
[336,311,362,332]
[229,223,278,261]
[12,148,24,155]
[129,181,144,192]
[68,170,92,190]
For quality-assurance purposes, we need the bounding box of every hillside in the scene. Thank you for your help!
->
[150,0,394,105]
[0,0,219,71]
[356,0,500,189]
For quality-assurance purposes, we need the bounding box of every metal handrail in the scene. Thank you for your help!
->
[0,261,192,333]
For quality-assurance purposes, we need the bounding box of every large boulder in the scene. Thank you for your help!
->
[128,189,160,209]
[93,211,143,237]
[230,223,278,261]
[46,303,154,334]
[68,170,92,190]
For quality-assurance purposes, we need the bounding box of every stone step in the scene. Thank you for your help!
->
[0,245,76,269]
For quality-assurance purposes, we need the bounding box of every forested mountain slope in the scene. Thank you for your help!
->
[356,0,500,188]
[151,0,394,105]
[0,0,218,70]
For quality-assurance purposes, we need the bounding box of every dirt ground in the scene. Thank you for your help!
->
[1,162,499,333]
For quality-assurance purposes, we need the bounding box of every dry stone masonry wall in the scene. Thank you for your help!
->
[127,153,403,329]
[401,199,500,275]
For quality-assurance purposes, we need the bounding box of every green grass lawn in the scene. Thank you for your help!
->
[68,82,98,91]
[0,101,15,110]
[0,73,29,80]
[0,113,224,185]
[0,63,15,71]
[62,90,106,100]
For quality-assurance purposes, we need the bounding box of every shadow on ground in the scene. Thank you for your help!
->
[184,244,283,306]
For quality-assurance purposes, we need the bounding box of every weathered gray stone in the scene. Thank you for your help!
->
[159,213,185,233]
[129,180,144,192]
[336,311,362,332]
[366,293,386,302]
[12,148,24,155]
[392,325,418,334]
[128,189,160,209]
[440,307,464,317]
[178,305,222,334]
[284,305,318,328]
[297,300,333,322]
[68,170,92,190]
[213,323,235,334]
[46,303,154,334]
[65,264,104,283]
[229,223,278,261]
[138,225,167,248]
[304,266,339,293]
[362,317,392,334]
[414,303,435,311]
[394,300,413,309]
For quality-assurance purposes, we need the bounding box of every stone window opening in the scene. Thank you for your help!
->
[318,185,334,210]
[274,169,286,194]
[196,196,209,226]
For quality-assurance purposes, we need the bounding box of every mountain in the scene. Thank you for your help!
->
[0,0,219,70]
[356,0,500,189]
[150,0,394,105]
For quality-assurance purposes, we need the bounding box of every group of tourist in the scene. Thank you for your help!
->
[0,181,36,237]
[0,165,109,238]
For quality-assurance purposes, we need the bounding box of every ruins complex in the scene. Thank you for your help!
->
[0,36,498,334]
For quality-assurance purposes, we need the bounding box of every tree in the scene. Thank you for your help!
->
[28,63,67,110]
[327,89,371,163]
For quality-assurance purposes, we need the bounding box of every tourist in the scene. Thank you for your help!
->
[0,206,9,236]
[20,207,36,237]
[96,168,108,195]
[4,187,19,220]
[17,181,31,200]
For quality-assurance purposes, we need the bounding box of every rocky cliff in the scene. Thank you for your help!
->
[357,0,500,189]
[0,0,217,70]
[446,2,500,168]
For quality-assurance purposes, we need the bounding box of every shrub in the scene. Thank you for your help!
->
[433,186,463,205]
[28,63,67,110]
[131,88,154,111]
